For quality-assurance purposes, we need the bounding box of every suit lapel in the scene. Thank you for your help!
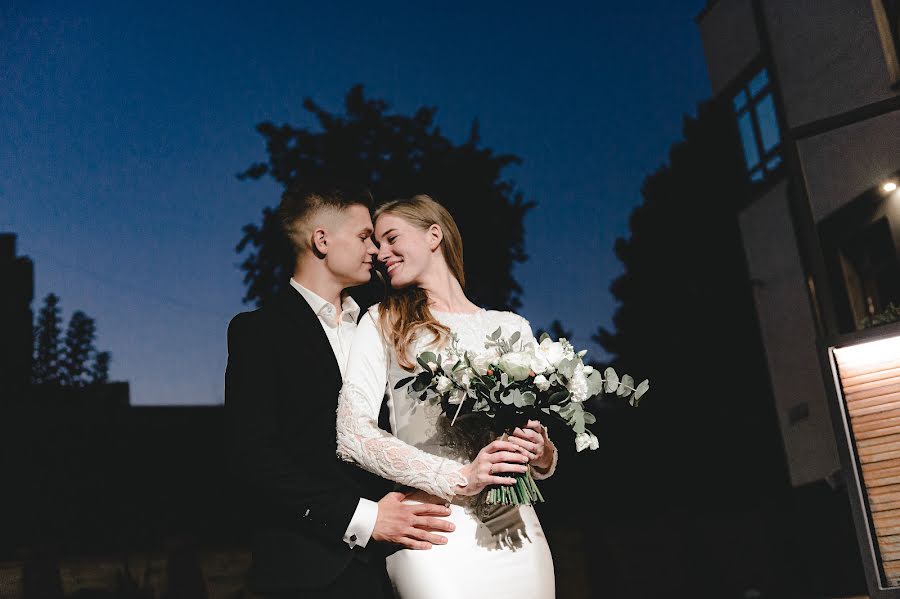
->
[271,286,342,388]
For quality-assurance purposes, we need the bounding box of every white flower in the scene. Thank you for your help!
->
[583,365,594,374]
[471,347,500,375]
[527,345,551,375]
[435,375,452,394]
[498,351,533,381]
[533,374,551,391]
[575,431,599,452]
[537,338,565,366]
[567,362,590,402]
[426,361,438,373]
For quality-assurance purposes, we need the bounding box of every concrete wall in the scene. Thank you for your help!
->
[698,0,760,94]
[762,0,896,128]
[738,180,841,486]
[799,107,900,222]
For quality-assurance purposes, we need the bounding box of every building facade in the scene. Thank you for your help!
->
[699,1,900,595]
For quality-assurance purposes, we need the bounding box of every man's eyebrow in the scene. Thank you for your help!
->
[361,226,374,235]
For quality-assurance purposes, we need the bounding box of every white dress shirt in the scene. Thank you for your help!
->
[289,278,378,550]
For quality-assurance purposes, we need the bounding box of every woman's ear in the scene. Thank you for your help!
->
[428,223,443,251]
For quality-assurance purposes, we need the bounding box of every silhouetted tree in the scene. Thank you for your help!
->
[32,294,113,387]
[60,310,96,387]
[238,85,533,310]
[92,350,111,385]
[591,99,788,507]
[32,293,62,384]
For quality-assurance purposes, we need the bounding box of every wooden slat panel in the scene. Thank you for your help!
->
[835,341,900,586]
[846,383,900,404]
[843,368,900,391]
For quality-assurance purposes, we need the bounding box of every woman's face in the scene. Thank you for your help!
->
[374,213,440,288]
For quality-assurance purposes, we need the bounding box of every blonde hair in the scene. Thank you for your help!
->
[374,195,466,370]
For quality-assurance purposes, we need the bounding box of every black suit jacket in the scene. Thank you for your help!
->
[225,286,391,592]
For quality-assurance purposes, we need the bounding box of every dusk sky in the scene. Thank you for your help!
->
[3,1,710,405]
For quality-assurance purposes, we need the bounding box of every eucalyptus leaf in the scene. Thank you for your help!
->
[539,332,551,343]
[557,358,577,379]
[394,376,415,390]
[634,379,650,403]
[583,411,597,425]
[617,374,634,397]
[604,367,619,393]
[585,370,604,397]
[549,389,570,404]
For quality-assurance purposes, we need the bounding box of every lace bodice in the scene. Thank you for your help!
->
[336,307,557,501]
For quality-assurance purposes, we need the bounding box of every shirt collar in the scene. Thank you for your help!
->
[289,278,360,325]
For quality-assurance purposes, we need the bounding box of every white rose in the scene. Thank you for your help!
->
[567,362,589,402]
[528,346,551,375]
[435,375,452,394]
[471,347,500,375]
[575,431,599,452]
[538,338,565,366]
[498,351,533,381]
[533,374,551,392]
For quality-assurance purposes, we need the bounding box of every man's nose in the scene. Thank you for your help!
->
[365,238,378,255]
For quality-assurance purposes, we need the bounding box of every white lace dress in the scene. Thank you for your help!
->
[337,307,556,599]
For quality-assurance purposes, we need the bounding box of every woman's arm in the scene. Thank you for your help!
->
[337,310,469,501]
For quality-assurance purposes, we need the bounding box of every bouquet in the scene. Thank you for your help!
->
[396,328,649,506]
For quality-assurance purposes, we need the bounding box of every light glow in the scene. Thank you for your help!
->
[883,181,897,193]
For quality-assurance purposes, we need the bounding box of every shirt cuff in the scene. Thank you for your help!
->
[342,498,378,549]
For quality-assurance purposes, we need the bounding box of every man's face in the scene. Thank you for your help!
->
[323,204,377,287]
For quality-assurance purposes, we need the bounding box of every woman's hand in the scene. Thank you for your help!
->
[454,439,529,496]
[510,420,555,472]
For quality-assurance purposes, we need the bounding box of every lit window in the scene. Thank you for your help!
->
[732,68,783,183]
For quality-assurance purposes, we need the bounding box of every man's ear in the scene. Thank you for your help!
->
[428,224,443,251]
[312,227,328,257]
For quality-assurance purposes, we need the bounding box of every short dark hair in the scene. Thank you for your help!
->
[277,184,373,254]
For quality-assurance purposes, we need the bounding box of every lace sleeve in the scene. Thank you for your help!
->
[336,310,467,501]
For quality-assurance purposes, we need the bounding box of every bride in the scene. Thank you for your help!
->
[336,195,557,598]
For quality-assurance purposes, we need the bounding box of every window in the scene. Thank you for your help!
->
[732,68,782,183]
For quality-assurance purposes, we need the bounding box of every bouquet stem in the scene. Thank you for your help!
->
[485,466,544,506]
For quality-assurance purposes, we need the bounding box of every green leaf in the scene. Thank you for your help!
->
[394,376,415,390]
[509,331,521,345]
[549,389,570,404]
[585,370,604,397]
[583,411,597,425]
[539,332,551,343]
[617,374,634,397]
[490,326,502,341]
[557,358,577,379]
[411,372,431,392]
[522,391,536,406]
[634,379,650,403]
[604,367,619,393]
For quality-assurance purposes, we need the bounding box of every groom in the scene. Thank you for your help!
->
[225,186,454,597]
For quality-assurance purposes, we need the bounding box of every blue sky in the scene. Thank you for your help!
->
[2,1,710,404]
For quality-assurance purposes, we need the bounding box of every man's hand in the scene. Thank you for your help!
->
[372,491,456,550]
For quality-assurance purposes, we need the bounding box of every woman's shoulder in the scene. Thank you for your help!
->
[482,309,531,331]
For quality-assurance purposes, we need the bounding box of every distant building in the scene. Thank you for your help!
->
[0,234,34,392]
[699,1,900,593]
